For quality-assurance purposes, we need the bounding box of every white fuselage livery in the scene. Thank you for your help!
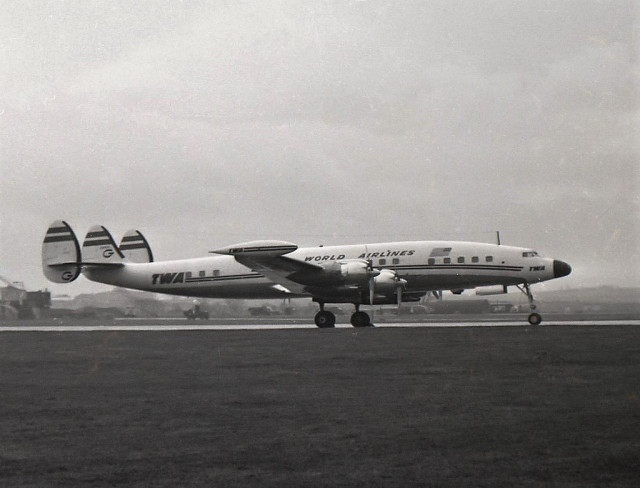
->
[83,241,557,299]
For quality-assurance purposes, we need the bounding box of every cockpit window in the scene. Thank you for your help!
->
[522,251,538,258]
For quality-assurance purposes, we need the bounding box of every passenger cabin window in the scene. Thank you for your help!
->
[379,258,386,266]
[444,257,451,264]
[199,270,205,277]
[472,256,479,263]
[486,256,493,262]
[428,258,435,265]
[457,257,465,263]
[392,258,400,265]
[213,269,220,277]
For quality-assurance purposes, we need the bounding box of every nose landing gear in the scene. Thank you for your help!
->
[517,283,543,325]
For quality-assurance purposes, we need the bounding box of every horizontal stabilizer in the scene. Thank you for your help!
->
[42,220,82,283]
[119,230,154,263]
[82,225,124,264]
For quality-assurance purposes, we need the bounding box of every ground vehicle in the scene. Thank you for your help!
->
[183,304,209,320]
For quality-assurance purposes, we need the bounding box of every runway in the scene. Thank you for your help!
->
[1,319,639,332]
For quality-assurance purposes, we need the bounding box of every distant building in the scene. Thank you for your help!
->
[0,279,51,319]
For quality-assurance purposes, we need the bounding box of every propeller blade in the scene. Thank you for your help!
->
[369,276,375,305]
[396,277,407,308]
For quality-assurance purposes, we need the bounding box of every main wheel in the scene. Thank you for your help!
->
[528,313,542,325]
[350,311,372,327]
[314,311,336,328]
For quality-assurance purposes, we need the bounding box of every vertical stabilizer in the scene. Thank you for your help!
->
[82,225,125,264]
[42,220,82,283]
[119,230,154,263]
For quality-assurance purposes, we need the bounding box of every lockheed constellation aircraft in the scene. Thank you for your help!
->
[42,221,571,327]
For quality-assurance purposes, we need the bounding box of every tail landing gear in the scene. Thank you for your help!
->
[517,283,543,325]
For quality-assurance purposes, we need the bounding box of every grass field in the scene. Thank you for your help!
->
[1,324,639,487]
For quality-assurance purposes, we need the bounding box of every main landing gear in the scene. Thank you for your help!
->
[350,304,372,327]
[517,283,543,325]
[314,303,336,328]
[313,303,373,328]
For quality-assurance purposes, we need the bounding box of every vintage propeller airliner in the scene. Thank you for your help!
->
[42,221,571,326]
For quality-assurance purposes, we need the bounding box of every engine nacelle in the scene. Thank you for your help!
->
[369,269,407,305]
[372,269,401,295]
[339,259,379,284]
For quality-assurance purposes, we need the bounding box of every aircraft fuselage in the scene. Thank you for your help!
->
[82,240,561,299]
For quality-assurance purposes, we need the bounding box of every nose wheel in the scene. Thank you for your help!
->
[518,283,543,325]
[528,312,542,325]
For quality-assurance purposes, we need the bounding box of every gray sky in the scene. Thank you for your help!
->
[1,0,638,296]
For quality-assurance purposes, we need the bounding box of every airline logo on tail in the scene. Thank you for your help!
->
[42,222,154,283]
[42,220,82,283]
[81,226,125,263]
[119,230,154,263]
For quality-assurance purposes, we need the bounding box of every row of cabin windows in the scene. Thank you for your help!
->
[429,256,494,265]
[188,270,221,278]
[378,256,494,266]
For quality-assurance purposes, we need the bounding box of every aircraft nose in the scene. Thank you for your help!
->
[553,260,572,278]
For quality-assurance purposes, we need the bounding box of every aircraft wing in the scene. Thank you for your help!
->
[211,240,322,295]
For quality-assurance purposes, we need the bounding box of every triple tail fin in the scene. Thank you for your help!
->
[42,220,82,283]
[119,230,154,263]
[81,225,125,264]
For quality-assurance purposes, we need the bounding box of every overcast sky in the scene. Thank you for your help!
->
[1,0,638,296]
